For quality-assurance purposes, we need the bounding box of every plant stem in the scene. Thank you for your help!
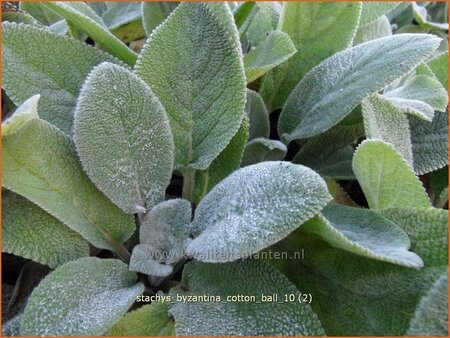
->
[182,170,194,202]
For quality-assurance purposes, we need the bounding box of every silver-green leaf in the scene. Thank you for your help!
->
[362,94,413,165]
[21,257,144,336]
[186,161,331,262]
[352,140,431,210]
[410,111,448,175]
[244,30,296,83]
[241,138,287,167]
[170,260,324,336]
[2,190,89,269]
[2,114,135,250]
[303,204,423,268]
[74,62,174,214]
[260,2,362,112]
[135,3,246,171]
[279,34,441,142]
[1,22,122,134]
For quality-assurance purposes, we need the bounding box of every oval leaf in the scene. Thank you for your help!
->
[170,260,324,336]
[2,117,135,250]
[279,34,441,141]
[303,204,423,268]
[74,63,174,213]
[135,3,246,171]
[186,161,331,262]
[1,22,122,134]
[352,140,431,210]
[21,257,144,336]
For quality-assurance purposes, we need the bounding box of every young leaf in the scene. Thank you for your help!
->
[410,111,448,175]
[1,22,122,134]
[41,2,137,66]
[303,204,423,268]
[186,161,331,262]
[359,2,400,26]
[192,118,249,204]
[382,74,448,121]
[141,2,178,36]
[260,2,362,111]
[241,138,287,167]
[278,34,441,142]
[109,302,173,336]
[139,199,191,264]
[245,89,270,140]
[21,257,144,336]
[353,15,392,45]
[2,116,135,251]
[2,190,89,269]
[245,2,281,48]
[74,63,174,214]
[293,121,364,180]
[129,244,173,277]
[135,3,246,171]
[352,140,431,209]
[362,94,413,165]
[406,270,448,336]
[412,2,448,31]
[244,30,296,83]
[170,260,324,336]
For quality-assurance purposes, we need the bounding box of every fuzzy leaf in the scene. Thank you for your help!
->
[74,63,174,214]
[244,30,296,83]
[245,89,270,140]
[186,161,331,262]
[170,260,324,336]
[1,22,121,134]
[21,257,144,336]
[139,199,191,264]
[42,2,137,66]
[260,2,361,111]
[241,138,287,167]
[353,15,391,45]
[362,94,413,165]
[410,111,448,175]
[383,74,448,121]
[135,3,246,171]
[279,34,441,142]
[141,2,178,36]
[293,121,364,180]
[109,303,173,336]
[2,117,135,250]
[352,140,431,209]
[359,2,400,26]
[407,270,448,335]
[192,118,249,204]
[304,204,423,268]
[427,51,448,89]
[430,167,448,208]
[2,190,89,269]
[129,244,173,277]
[269,207,447,335]
[2,315,21,337]
[245,2,280,48]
